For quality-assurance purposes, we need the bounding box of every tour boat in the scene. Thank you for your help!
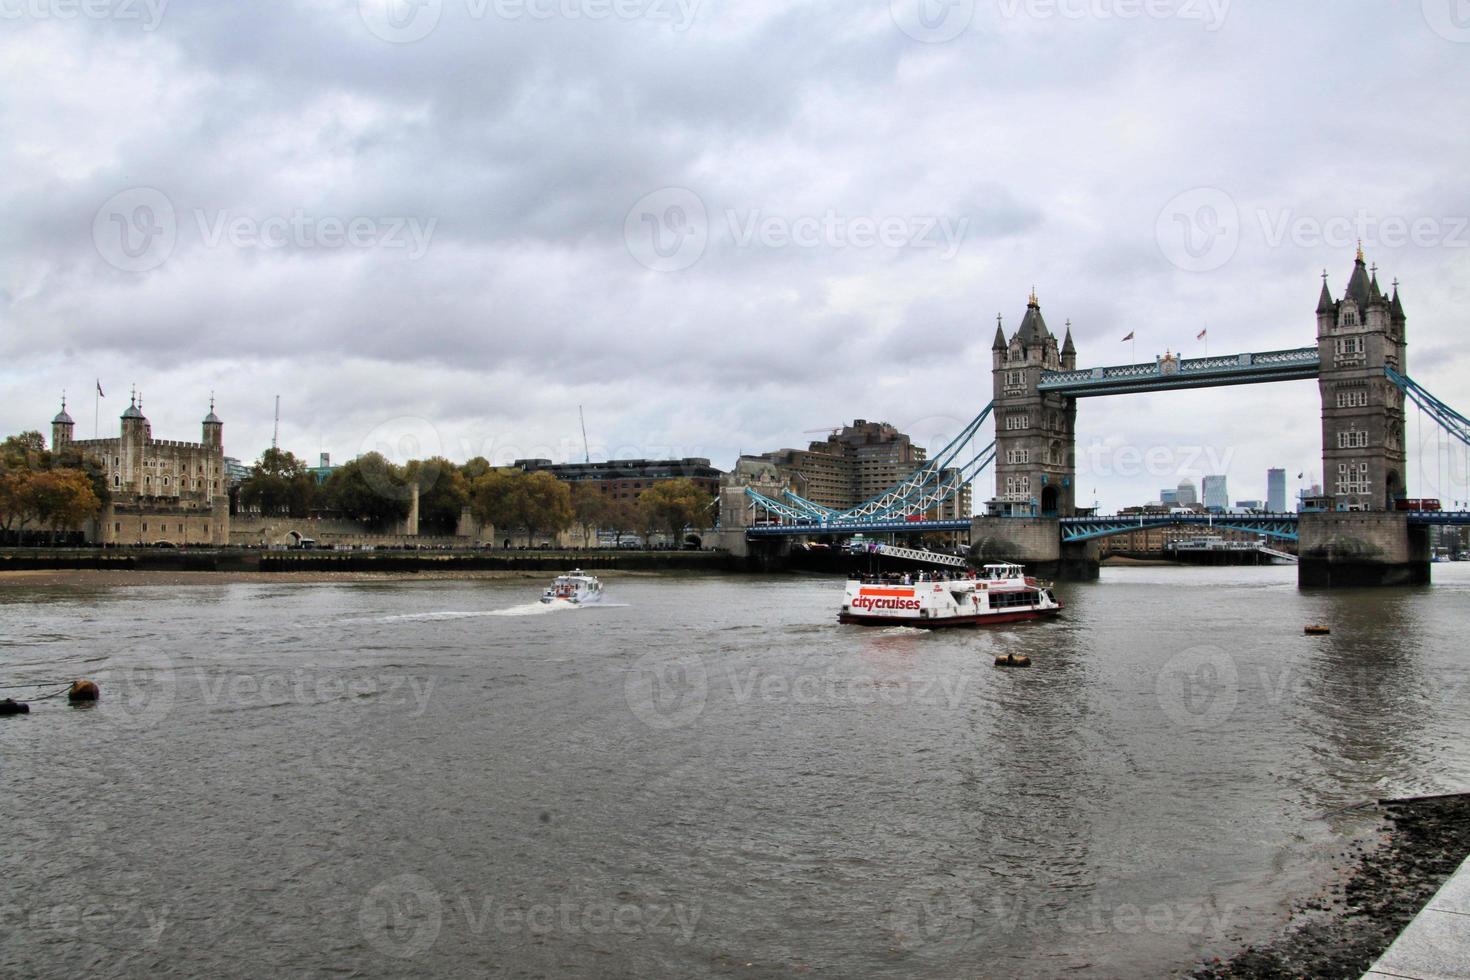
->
[838,563,1062,627]
[540,570,604,605]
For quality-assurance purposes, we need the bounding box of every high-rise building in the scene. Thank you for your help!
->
[1267,468,1287,513]
[1202,475,1228,512]
[1160,489,1180,506]
[1175,479,1199,506]
[759,420,970,518]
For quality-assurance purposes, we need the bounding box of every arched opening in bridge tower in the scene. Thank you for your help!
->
[1387,469,1403,509]
[1041,485,1059,517]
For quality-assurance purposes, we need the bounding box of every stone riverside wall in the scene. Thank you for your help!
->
[227,515,468,549]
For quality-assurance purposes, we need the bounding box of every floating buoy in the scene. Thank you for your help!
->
[0,698,30,716]
[994,653,1032,668]
[1304,625,1331,636]
[67,680,100,703]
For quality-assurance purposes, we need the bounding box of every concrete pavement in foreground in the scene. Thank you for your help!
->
[1363,853,1470,979]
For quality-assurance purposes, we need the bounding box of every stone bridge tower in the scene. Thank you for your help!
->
[1315,246,1407,511]
[990,291,1078,517]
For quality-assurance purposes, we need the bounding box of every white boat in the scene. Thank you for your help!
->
[540,570,604,605]
[838,563,1062,628]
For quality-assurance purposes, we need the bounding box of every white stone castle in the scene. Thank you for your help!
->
[51,390,230,545]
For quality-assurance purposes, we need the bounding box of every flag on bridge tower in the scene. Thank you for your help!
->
[1196,329,1208,340]
[96,380,104,397]
[1121,331,1134,342]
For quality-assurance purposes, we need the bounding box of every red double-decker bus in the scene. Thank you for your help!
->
[1394,498,1442,512]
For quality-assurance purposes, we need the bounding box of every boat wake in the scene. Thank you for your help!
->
[335,603,574,625]
[486,602,574,617]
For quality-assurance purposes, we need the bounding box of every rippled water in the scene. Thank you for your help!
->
[3,565,1469,978]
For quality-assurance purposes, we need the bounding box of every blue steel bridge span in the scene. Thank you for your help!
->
[1060,514,1303,543]
[1037,347,1321,398]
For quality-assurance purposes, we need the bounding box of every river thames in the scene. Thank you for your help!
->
[3,565,1469,977]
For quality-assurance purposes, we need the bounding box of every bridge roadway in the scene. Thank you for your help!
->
[744,519,971,537]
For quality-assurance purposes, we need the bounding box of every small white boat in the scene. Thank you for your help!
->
[540,570,604,605]
[839,563,1061,628]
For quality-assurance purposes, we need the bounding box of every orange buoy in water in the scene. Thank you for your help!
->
[1304,625,1331,636]
[67,680,100,703]
[994,653,1032,668]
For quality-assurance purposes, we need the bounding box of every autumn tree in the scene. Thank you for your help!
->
[322,452,412,529]
[468,467,524,543]
[638,479,715,545]
[521,472,573,546]
[0,471,34,534]
[461,457,493,482]
[602,497,640,547]
[468,468,573,547]
[29,470,102,542]
[0,431,108,540]
[570,482,610,547]
[0,432,46,465]
[239,448,317,517]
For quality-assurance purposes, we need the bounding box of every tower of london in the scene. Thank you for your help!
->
[51,391,231,545]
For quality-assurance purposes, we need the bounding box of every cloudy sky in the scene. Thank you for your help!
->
[3,0,1469,511]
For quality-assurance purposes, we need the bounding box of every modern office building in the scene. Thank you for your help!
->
[1267,468,1287,512]
[1202,475,1228,512]
[1175,479,1199,507]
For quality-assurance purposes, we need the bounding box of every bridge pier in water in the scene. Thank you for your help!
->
[1297,512,1430,587]
[969,516,1100,581]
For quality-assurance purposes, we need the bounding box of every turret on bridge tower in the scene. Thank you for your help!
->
[990,290,1078,518]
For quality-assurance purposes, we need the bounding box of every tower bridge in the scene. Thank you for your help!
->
[723,248,1470,586]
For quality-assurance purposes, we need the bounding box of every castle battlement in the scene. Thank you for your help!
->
[148,439,216,451]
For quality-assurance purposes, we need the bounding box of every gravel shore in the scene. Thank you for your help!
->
[1189,793,1470,979]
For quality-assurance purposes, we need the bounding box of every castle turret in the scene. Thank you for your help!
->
[121,390,148,445]
[202,397,223,449]
[51,395,74,450]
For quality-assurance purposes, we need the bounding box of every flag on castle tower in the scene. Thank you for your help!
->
[96,380,104,397]
[1121,331,1134,342]
[1196,328,1208,340]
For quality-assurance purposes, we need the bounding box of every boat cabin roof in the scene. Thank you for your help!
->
[981,563,1025,577]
